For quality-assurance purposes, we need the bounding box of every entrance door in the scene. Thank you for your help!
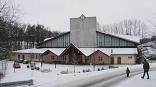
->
[117,57,121,64]
[111,57,114,64]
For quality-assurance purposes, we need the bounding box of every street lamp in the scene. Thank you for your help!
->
[40,55,43,71]
[74,54,76,73]
[109,49,113,69]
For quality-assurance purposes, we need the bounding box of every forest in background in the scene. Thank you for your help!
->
[0,0,156,57]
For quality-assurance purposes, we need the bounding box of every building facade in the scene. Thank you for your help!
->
[11,14,140,65]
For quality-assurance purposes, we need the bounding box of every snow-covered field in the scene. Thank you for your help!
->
[0,61,156,87]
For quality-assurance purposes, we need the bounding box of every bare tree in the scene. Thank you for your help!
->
[0,0,24,22]
[102,19,151,38]
[0,0,24,80]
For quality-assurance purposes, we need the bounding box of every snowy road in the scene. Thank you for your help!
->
[52,67,156,87]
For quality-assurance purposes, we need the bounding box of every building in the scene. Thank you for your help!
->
[10,14,140,65]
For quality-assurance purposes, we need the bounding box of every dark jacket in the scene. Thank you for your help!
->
[143,62,150,70]
[126,68,130,74]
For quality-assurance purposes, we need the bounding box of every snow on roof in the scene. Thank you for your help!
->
[44,37,54,41]
[78,48,138,56]
[14,48,137,56]
[14,48,65,55]
[48,48,65,55]
[109,33,140,43]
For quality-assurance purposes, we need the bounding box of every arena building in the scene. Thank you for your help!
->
[10,14,140,65]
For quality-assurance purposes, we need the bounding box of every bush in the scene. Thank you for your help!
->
[41,68,52,73]
[83,69,85,72]
[97,68,100,71]
[0,73,4,79]
[83,69,91,72]
[60,70,68,74]
[27,65,29,68]
[36,67,40,70]
[86,69,91,72]
[101,67,105,70]
[109,65,118,68]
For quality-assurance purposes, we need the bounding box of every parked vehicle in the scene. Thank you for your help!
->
[149,56,156,60]
[18,59,24,63]
[13,63,21,68]
[14,59,19,63]
[23,60,30,64]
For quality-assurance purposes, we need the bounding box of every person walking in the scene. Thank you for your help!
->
[126,67,130,77]
[141,59,150,79]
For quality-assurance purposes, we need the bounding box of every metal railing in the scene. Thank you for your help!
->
[0,79,33,87]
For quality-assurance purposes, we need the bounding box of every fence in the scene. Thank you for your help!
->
[0,79,33,87]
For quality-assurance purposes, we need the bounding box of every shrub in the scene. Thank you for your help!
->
[60,70,68,74]
[109,65,118,68]
[101,67,104,70]
[36,67,40,70]
[27,65,29,68]
[83,69,85,72]
[0,73,4,79]
[41,68,52,73]
[86,69,91,72]
[97,68,100,71]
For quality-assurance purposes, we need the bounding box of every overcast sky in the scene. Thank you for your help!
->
[13,0,156,32]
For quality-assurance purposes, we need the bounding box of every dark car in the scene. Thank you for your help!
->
[13,63,21,68]
[149,56,156,60]
[23,60,30,64]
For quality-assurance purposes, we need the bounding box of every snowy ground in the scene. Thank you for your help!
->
[0,61,156,87]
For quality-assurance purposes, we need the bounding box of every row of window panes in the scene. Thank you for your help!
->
[18,55,39,59]
[40,34,70,47]
[97,33,135,47]
[51,56,67,60]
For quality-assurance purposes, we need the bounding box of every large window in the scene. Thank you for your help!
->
[120,39,127,46]
[112,37,119,46]
[38,33,70,48]
[58,37,63,47]
[64,34,70,47]
[105,35,111,47]
[97,32,136,47]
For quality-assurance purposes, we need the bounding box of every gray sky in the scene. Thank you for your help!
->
[13,0,156,32]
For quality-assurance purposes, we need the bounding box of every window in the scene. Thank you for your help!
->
[30,55,34,59]
[36,55,38,59]
[112,37,119,46]
[99,57,102,61]
[85,57,89,60]
[120,39,127,46]
[51,56,55,60]
[128,56,132,59]
[105,35,111,46]
[63,56,66,60]
[18,55,20,59]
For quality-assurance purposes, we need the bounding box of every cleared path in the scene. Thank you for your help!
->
[52,66,156,87]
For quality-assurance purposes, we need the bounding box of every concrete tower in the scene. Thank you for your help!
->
[70,14,101,47]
